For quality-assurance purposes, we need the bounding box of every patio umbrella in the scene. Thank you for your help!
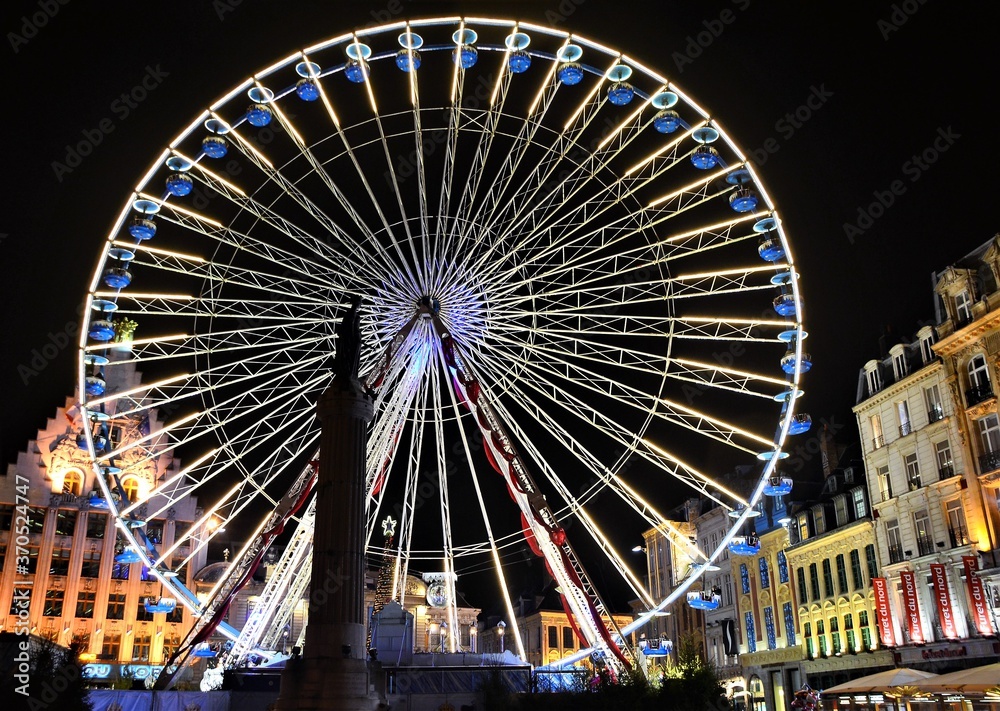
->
[907,662,1000,693]
[822,668,940,695]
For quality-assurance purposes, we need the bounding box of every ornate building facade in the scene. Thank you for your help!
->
[853,235,1000,671]
[0,365,206,687]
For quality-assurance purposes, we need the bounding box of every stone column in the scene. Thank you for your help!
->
[276,377,378,711]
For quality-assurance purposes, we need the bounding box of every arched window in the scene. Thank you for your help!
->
[62,469,83,496]
[121,476,140,503]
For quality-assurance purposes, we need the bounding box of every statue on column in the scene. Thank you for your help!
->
[333,295,363,385]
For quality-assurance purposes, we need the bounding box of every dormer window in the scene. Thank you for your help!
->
[864,361,882,396]
[955,290,972,325]
[890,345,908,381]
[917,326,935,364]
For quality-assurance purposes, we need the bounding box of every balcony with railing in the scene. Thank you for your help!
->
[966,383,995,408]
[948,525,971,548]
[928,404,944,423]
[888,545,905,564]
[916,534,935,557]
[872,434,885,450]
[899,421,913,437]
[938,464,957,481]
[979,449,1000,475]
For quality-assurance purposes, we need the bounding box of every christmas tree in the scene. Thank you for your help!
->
[367,515,398,652]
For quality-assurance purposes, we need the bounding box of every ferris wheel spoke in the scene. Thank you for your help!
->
[99,293,339,321]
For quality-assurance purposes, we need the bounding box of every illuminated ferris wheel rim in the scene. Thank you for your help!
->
[74,15,807,672]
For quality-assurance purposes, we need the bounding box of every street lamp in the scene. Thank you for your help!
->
[496,620,506,654]
[469,624,478,653]
[631,545,646,553]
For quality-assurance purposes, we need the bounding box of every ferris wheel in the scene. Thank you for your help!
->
[76,17,809,673]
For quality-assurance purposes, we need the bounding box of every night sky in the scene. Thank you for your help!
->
[3,1,998,608]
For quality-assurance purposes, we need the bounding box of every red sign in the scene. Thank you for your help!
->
[929,564,957,638]
[899,570,925,644]
[872,577,896,647]
[963,555,996,636]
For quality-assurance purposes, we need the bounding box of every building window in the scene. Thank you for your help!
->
[85,513,107,539]
[904,452,921,490]
[817,619,827,656]
[740,564,751,594]
[955,290,972,324]
[945,499,970,547]
[132,634,151,662]
[107,594,126,620]
[777,551,789,584]
[744,611,756,653]
[845,613,856,652]
[763,607,777,650]
[100,634,121,661]
[925,384,943,422]
[934,440,954,480]
[111,563,130,580]
[76,592,96,619]
[759,557,770,590]
[851,487,866,519]
[886,519,904,563]
[822,559,834,597]
[43,590,64,617]
[866,367,883,397]
[892,350,908,381]
[809,563,820,601]
[62,470,84,496]
[54,509,78,536]
[978,415,1000,472]
[876,465,892,502]
[121,476,141,503]
[835,554,848,595]
[914,509,933,556]
[547,626,558,649]
[897,399,911,436]
[797,512,811,540]
[830,617,842,655]
[136,601,154,623]
[783,602,796,646]
[869,413,884,449]
[813,506,826,535]
[804,622,814,657]
[562,627,574,650]
[49,548,72,576]
[968,354,992,404]
[849,549,863,589]
[797,567,808,605]
[833,495,849,526]
[864,544,878,581]
[859,610,872,650]
[919,332,935,363]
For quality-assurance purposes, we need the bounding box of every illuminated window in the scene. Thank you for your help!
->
[62,469,84,496]
[121,476,141,503]
[783,602,795,645]
[759,558,770,590]
[777,551,789,583]
[744,611,756,653]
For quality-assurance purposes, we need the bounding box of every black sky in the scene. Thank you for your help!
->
[2,1,997,552]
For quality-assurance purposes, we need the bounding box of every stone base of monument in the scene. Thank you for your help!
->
[275,657,382,711]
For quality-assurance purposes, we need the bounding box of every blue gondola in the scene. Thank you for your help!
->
[773,294,797,317]
[88,320,116,342]
[640,637,673,657]
[653,110,681,133]
[129,217,156,240]
[103,267,132,289]
[344,59,369,83]
[295,79,319,101]
[454,45,478,67]
[728,535,761,556]
[730,188,759,213]
[114,547,142,564]
[686,590,721,611]
[395,49,421,72]
[165,173,193,197]
[88,491,110,509]
[85,376,106,397]
[202,136,228,158]
[508,50,531,74]
[144,597,178,614]
[691,145,720,170]
[780,350,813,374]
[557,62,584,85]
[788,413,812,435]
[608,82,634,106]
[763,475,793,497]
[246,104,272,127]
[193,643,217,658]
